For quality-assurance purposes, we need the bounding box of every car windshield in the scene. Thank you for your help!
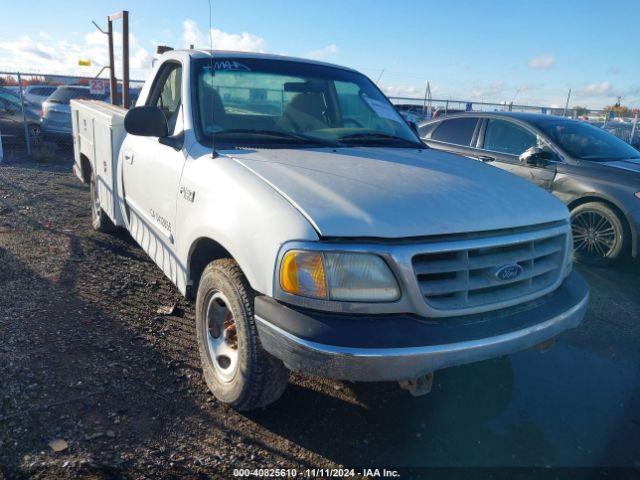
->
[194,57,422,148]
[48,87,103,104]
[537,119,640,161]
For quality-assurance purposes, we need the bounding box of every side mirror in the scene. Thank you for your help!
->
[124,106,168,137]
[519,146,553,166]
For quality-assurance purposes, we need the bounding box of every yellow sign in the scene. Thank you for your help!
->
[78,59,92,67]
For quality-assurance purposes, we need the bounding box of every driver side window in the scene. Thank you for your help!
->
[149,63,182,135]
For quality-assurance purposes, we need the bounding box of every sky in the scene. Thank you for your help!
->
[0,0,638,109]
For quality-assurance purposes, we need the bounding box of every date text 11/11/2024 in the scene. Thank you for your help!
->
[232,468,401,478]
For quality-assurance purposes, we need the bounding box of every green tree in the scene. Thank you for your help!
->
[573,106,588,116]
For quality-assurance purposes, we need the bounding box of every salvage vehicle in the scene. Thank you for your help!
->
[42,85,139,142]
[419,112,640,265]
[71,50,589,410]
[0,87,42,146]
[22,85,57,109]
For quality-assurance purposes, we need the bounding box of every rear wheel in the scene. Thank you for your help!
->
[28,124,42,146]
[571,202,626,266]
[196,259,289,411]
[89,168,116,233]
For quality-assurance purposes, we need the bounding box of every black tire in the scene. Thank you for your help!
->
[89,168,116,233]
[571,202,627,266]
[28,124,43,147]
[196,259,289,410]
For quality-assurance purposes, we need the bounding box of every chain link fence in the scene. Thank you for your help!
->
[0,71,144,162]
[388,96,640,148]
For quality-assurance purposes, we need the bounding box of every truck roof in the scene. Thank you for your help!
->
[164,49,358,73]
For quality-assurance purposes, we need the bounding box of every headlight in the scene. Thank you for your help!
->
[280,250,400,302]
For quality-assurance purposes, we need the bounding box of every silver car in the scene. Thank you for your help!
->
[41,86,139,142]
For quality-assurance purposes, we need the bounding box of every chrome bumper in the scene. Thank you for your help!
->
[255,271,589,382]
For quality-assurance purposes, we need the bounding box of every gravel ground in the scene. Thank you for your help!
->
[0,156,639,479]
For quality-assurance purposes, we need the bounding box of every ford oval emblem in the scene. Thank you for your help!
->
[494,264,523,281]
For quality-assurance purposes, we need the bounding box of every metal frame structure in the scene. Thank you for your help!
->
[107,10,130,108]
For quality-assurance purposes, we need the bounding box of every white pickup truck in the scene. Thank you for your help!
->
[71,50,589,410]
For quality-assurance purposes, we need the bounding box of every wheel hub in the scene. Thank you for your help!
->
[572,210,616,259]
[205,291,239,382]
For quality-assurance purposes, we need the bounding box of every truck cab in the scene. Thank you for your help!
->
[72,50,589,410]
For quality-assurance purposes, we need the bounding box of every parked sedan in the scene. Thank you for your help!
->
[419,112,640,265]
[41,85,140,142]
[0,87,42,146]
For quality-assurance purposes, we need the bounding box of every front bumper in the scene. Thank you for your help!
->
[255,271,589,381]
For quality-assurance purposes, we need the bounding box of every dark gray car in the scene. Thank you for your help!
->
[0,87,42,146]
[418,112,640,265]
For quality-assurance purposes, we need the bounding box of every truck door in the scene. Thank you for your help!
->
[477,118,556,191]
[121,61,186,284]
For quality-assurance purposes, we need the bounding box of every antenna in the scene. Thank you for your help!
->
[208,0,217,158]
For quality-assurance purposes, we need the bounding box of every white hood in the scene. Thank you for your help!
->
[229,147,568,238]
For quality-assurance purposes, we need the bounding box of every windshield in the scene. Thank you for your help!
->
[537,119,640,161]
[48,87,103,104]
[194,58,422,148]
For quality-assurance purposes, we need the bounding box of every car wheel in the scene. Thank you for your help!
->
[196,259,289,411]
[571,202,626,266]
[28,124,42,146]
[89,168,116,233]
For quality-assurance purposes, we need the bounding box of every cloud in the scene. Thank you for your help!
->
[182,20,265,52]
[581,81,613,96]
[380,84,421,98]
[528,54,555,70]
[306,44,339,60]
[0,31,151,79]
[469,80,507,99]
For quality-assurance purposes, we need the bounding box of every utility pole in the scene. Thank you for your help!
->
[563,88,571,117]
[96,11,130,107]
[107,19,116,105]
[108,11,130,108]
[422,81,431,117]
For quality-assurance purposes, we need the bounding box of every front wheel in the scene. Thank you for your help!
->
[571,202,626,266]
[196,259,289,411]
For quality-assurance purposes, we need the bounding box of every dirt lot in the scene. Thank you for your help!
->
[1,157,639,479]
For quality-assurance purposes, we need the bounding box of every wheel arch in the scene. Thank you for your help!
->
[567,194,629,228]
[187,236,235,300]
[79,153,92,184]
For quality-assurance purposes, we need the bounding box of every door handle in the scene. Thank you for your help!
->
[477,155,495,163]
[124,151,133,164]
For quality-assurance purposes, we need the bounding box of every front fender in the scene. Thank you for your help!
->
[176,148,319,296]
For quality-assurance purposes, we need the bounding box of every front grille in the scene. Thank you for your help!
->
[412,229,566,312]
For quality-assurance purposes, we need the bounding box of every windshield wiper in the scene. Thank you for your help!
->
[338,132,423,147]
[215,129,341,147]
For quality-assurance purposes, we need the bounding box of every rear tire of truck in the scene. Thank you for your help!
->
[196,259,289,411]
[89,168,116,233]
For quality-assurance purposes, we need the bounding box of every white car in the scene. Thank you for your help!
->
[71,50,589,410]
